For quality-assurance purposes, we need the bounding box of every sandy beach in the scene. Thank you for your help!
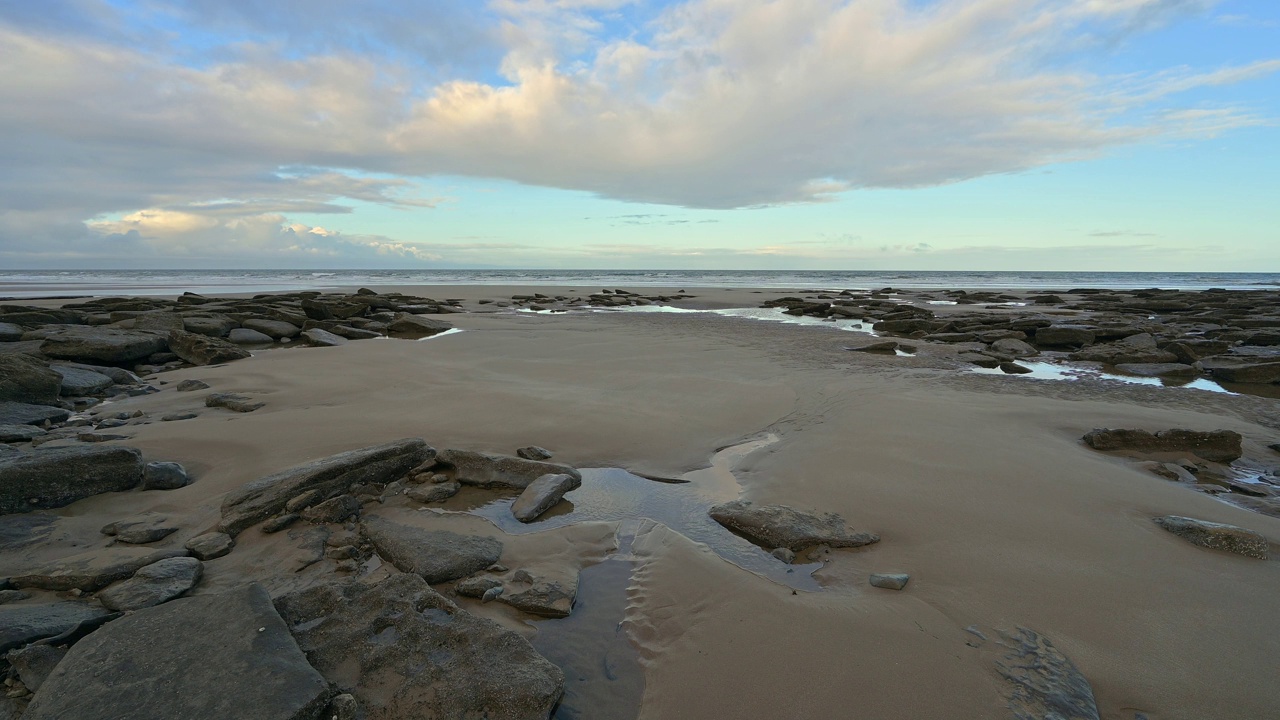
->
[2,284,1279,719]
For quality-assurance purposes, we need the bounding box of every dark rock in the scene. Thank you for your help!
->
[708,500,880,551]
[437,448,581,490]
[1206,362,1280,385]
[205,392,265,413]
[0,601,110,653]
[141,460,190,490]
[0,355,62,405]
[1113,362,1198,378]
[387,313,453,338]
[131,312,185,333]
[1034,326,1095,347]
[8,546,188,591]
[997,627,1100,720]
[240,319,301,339]
[516,445,554,461]
[0,403,70,427]
[0,322,24,342]
[181,314,237,337]
[97,556,203,611]
[102,513,179,544]
[176,378,210,391]
[274,573,563,720]
[300,495,361,524]
[405,481,460,503]
[999,362,1033,374]
[301,328,347,347]
[50,364,114,396]
[39,326,167,363]
[456,575,504,598]
[6,643,65,692]
[161,412,199,421]
[1152,516,1268,559]
[989,338,1038,357]
[361,514,502,584]
[0,444,143,515]
[185,532,234,560]
[0,424,44,442]
[220,439,434,536]
[262,514,300,533]
[1082,428,1242,463]
[0,590,31,604]
[844,341,899,353]
[22,584,330,720]
[958,353,1001,368]
[511,473,580,523]
[869,573,910,590]
[59,362,138,386]
[168,329,252,365]
[496,573,576,618]
[228,327,275,344]
[1070,333,1178,365]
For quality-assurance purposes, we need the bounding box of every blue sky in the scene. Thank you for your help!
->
[0,0,1276,270]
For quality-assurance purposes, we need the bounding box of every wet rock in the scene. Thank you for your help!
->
[708,500,880,551]
[869,573,910,590]
[456,575,503,598]
[0,602,110,653]
[300,495,361,524]
[220,438,433,536]
[999,362,1032,374]
[8,546,189,592]
[0,402,70,427]
[328,325,381,340]
[387,313,453,338]
[6,643,65,692]
[1082,428,1243,463]
[771,547,796,563]
[997,627,1100,720]
[0,322,24,342]
[1153,516,1268,559]
[262,514,299,533]
[361,514,502,584]
[181,314,237,337]
[327,694,358,720]
[498,574,577,618]
[185,532,234,560]
[0,444,143,515]
[1205,361,1280,385]
[167,329,252,365]
[240,318,301,339]
[0,590,30,604]
[50,364,114,396]
[301,328,347,347]
[0,424,44,442]
[516,445,554,461]
[142,460,190,490]
[176,378,210,391]
[1034,326,1096,347]
[989,338,1038,358]
[1113,362,1198,378]
[101,513,179,544]
[844,340,899,353]
[437,448,581,490]
[39,326,167,364]
[958,353,1001,368]
[22,584,330,720]
[1070,333,1178,365]
[405,481,460,503]
[228,327,275,345]
[96,556,203,611]
[205,392,265,413]
[0,355,61,405]
[274,573,563,720]
[511,473,580,523]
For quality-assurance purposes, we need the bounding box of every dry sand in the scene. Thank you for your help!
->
[5,285,1279,719]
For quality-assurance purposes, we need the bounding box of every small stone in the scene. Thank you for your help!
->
[770,547,796,563]
[161,412,198,421]
[430,473,450,484]
[142,461,190,490]
[1153,516,1268,559]
[96,556,204,612]
[481,586,504,603]
[176,379,210,392]
[328,694,359,720]
[205,392,264,413]
[999,362,1033,374]
[869,573,910,590]
[184,532,234,560]
[406,481,460,504]
[262,514,299,533]
[516,446,554,461]
[324,545,360,560]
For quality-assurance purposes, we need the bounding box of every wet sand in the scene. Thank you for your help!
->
[4,285,1279,719]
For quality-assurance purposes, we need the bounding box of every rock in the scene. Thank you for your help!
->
[142,460,190,490]
[262,514,299,533]
[516,445,554,461]
[0,601,111,653]
[8,546,188,591]
[181,314,237,337]
[185,532,234,560]
[167,329,252,365]
[205,392,264,413]
[0,444,143,515]
[511,473,581,523]
[39,326,167,363]
[456,575,504,597]
[240,318,301,339]
[0,403,70,427]
[220,438,434,536]
[1152,516,1268,559]
[1070,333,1178,365]
[300,495,361,524]
[361,514,502,584]
[405,481,460,503]
[1140,461,1197,484]
[22,584,330,720]
[844,341,899,353]
[132,312,185,333]
[498,573,576,618]
[482,586,504,603]
[437,448,581,490]
[301,328,347,347]
[0,424,44,442]
[327,694,358,720]
[869,573,910,590]
[102,513,179,544]
[708,500,880,551]
[1034,326,1096,347]
[228,327,275,345]
[990,338,1038,357]
[161,412,199,421]
[999,362,1033,374]
[274,573,563,720]
[0,322,24,341]
[328,325,381,340]
[0,355,61,405]
[0,590,31,604]
[1082,428,1243,463]
[50,364,114,395]
[1113,362,1198,378]
[387,313,453,338]
[176,378,210,391]
[998,628,1100,720]
[6,643,65,692]
[958,353,1001,368]
[96,556,203,611]
[771,547,796,563]
[1206,362,1280,385]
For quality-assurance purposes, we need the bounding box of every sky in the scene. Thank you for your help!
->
[0,0,1277,271]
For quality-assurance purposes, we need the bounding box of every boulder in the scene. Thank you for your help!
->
[387,313,453,338]
[181,315,237,337]
[22,584,330,720]
[205,392,264,413]
[143,460,191,490]
[39,326,167,363]
[50,364,114,395]
[301,328,347,347]
[6,643,65,692]
[241,319,301,339]
[1153,516,1268,559]
[1082,428,1242,463]
[0,402,69,427]
[998,628,1100,720]
[0,355,61,405]
[361,514,502,584]
[97,557,203,611]
[8,547,189,592]
[185,532,234,560]
[228,327,275,345]
[219,439,434,536]
[0,445,143,515]
[869,573,910,590]
[516,445,554,461]
[1070,333,1178,365]
[0,601,111,653]
[436,449,581,490]
[1034,326,1095,347]
[168,329,252,365]
[511,473,580,523]
[274,573,563,720]
[708,500,880,551]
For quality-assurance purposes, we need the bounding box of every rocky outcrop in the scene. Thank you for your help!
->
[220,439,434,536]
[23,584,330,720]
[167,329,252,365]
[511,473,580,522]
[361,514,502,583]
[39,326,168,363]
[1153,516,1268,559]
[96,557,203,611]
[708,500,880,551]
[1082,428,1243,463]
[997,628,1100,720]
[436,449,581,490]
[0,445,144,515]
[274,573,563,720]
[0,355,61,405]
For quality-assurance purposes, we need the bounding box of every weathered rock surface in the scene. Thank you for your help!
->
[8,546,188,591]
[495,573,576,618]
[0,424,44,442]
[228,327,275,344]
[361,514,502,583]
[1034,326,1096,347]
[97,556,203,611]
[387,313,453,337]
[437,448,581,490]
[22,584,330,720]
[176,378,210,391]
[39,326,167,363]
[405,481,460,503]
[274,573,563,720]
[0,355,61,405]
[844,340,899,353]
[102,512,179,544]
[220,439,433,536]
[1206,361,1280,385]
[1113,362,1198,378]
[143,460,190,490]
[241,318,301,339]
[50,364,114,395]
[997,628,1100,720]
[301,328,347,347]
[185,532,235,560]
[0,601,111,653]
[205,392,265,413]
[511,473,580,523]
[1082,428,1243,463]
[6,643,65,692]
[516,445,554,461]
[1153,516,1268,559]
[708,500,880,551]
[168,329,252,365]
[299,494,361,524]
[869,573,910,590]
[0,444,143,515]
[989,338,1038,358]
[0,402,69,427]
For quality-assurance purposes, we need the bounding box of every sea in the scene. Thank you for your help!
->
[1,269,1278,298]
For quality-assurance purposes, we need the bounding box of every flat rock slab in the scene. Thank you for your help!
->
[0,444,143,515]
[97,556,204,611]
[301,328,347,347]
[101,512,179,544]
[1153,516,1269,559]
[220,438,433,536]
[1082,428,1243,463]
[361,514,502,584]
[50,364,114,395]
[997,628,1100,720]
[511,473,581,523]
[0,601,111,653]
[185,532,234,560]
[168,329,251,365]
[241,319,301,339]
[437,448,581,490]
[8,547,189,592]
[387,313,453,338]
[23,584,330,720]
[39,326,167,363]
[709,500,880,551]
[1113,362,1198,378]
[0,424,44,442]
[228,328,275,344]
[274,573,563,720]
[0,402,70,427]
